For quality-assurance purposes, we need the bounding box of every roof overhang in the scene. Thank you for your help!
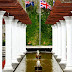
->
[0,0,32,24]
[45,0,72,24]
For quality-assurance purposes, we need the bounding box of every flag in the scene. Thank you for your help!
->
[25,1,34,8]
[31,1,34,7]
[25,1,30,4]
[40,0,51,10]
[40,0,45,8]
[25,1,31,8]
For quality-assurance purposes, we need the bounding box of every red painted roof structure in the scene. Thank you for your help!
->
[0,0,32,24]
[45,0,72,24]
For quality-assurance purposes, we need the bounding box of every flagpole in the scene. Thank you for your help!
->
[24,0,26,11]
[39,0,41,46]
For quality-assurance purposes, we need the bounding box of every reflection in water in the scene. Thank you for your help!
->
[26,53,63,72]
[15,53,63,72]
[26,53,52,72]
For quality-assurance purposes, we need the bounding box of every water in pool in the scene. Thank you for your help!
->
[15,52,63,72]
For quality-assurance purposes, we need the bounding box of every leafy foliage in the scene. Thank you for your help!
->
[23,0,53,46]
[41,8,52,45]
[26,6,39,45]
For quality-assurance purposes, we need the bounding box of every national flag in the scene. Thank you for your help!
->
[43,1,51,9]
[31,1,34,7]
[40,0,51,10]
[25,1,30,4]
[40,0,45,8]
[25,1,34,8]
[25,1,31,8]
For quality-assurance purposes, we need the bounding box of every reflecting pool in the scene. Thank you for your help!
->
[15,52,63,72]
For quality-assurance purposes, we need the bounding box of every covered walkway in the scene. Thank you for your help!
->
[0,0,72,72]
[46,0,72,72]
[0,0,31,72]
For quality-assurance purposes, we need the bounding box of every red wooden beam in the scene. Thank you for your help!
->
[45,16,64,24]
[52,7,72,13]
[45,21,56,24]
[45,0,72,24]
[0,0,32,24]
[52,0,72,9]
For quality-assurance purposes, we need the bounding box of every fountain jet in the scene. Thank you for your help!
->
[36,50,41,59]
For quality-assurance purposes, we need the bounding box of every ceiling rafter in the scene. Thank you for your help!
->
[45,0,72,24]
[0,0,32,24]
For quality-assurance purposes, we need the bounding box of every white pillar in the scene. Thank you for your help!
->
[21,24,25,53]
[51,25,56,53]
[21,24,26,54]
[56,22,62,59]
[64,16,72,71]
[16,22,21,58]
[15,20,20,59]
[20,24,25,55]
[4,16,14,70]
[18,22,24,55]
[59,20,66,64]
[15,20,21,59]
[12,19,19,64]
[54,24,58,56]
[0,11,5,72]
[23,24,27,53]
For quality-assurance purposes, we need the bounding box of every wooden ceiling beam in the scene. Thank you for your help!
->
[0,0,31,24]
[45,0,72,24]
[45,21,56,24]
[52,8,72,13]
[52,0,72,9]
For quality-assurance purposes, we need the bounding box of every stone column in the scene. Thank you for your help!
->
[20,24,25,55]
[11,19,19,69]
[21,24,26,54]
[54,24,58,56]
[23,24,27,53]
[56,22,62,59]
[59,20,66,64]
[3,16,14,71]
[16,22,21,59]
[51,25,56,54]
[18,22,24,55]
[0,11,5,72]
[64,16,72,71]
